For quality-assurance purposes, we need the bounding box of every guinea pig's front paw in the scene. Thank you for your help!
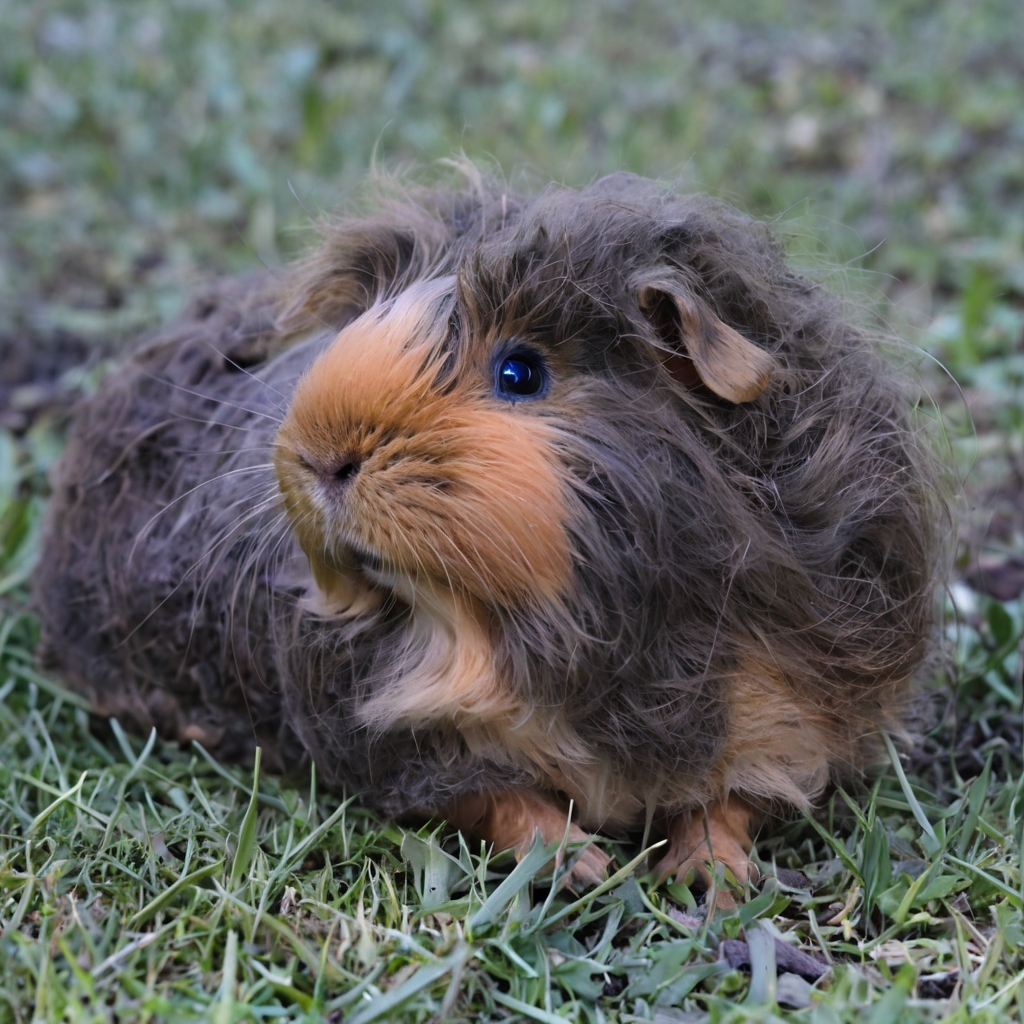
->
[560,835,613,890]
[654,795,757,892]
[443,788,610,889]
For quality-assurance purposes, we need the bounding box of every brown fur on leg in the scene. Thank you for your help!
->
[443,789,611,888]
[655,794,757,891]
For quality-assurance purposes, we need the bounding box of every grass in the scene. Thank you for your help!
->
[0,581,1022,1022]
[2,0,1024,1020]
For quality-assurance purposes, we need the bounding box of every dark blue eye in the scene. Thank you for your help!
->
[497,352,545,398]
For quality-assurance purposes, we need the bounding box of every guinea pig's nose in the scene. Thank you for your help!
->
[302,452,362,489]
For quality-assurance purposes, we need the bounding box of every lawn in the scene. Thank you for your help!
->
[2,0,1024,1020]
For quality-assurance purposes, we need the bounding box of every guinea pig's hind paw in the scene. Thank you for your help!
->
[655,796,757,892]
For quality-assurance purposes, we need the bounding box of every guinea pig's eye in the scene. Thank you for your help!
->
[496,350,546,399]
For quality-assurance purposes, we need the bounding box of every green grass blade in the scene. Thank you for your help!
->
[532,840,666,932]
[947,855,1024,911]
[229,746,261,890]
[28,770,87,834]
[127,860,225,928]
[468,832,554,936]
[14,772,109,827]
[957,755,993,858]
[491,989,578,1024]
[867,962,914,1024]
[213,929,238,1024]
[0,841,36,940]
[190,740,290,813]
[7,661,93,711]
[744,921,777,1006]
[251,796,353,933]
[883,733,937,844]
[344,951,460,1024]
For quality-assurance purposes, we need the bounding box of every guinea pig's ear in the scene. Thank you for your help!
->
[636,273,777,404]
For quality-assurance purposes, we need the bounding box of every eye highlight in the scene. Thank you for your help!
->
[496,350,546,399]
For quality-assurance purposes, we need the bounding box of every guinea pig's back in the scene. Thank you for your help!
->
[33,275,322,767]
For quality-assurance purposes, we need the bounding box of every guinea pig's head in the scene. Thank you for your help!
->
[272,181,780,644]
[273,274,575,614]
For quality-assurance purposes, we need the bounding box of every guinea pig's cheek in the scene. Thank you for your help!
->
[455,415,575,604]
[350,411,576,607]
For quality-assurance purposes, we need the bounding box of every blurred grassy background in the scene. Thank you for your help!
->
[3,0,1023,346]
[8,0,1024,561]
[2,1,1024,1020]
[4,0,1024,549]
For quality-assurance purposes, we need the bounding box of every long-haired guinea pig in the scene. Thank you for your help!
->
[34,171,951,887]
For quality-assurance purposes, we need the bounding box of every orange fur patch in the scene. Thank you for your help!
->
[715,661,849,812]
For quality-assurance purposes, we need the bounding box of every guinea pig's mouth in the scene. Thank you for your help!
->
[343,537,407,592]
[356,549,384,573]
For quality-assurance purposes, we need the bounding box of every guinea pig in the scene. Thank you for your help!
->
[33,171,951,888]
